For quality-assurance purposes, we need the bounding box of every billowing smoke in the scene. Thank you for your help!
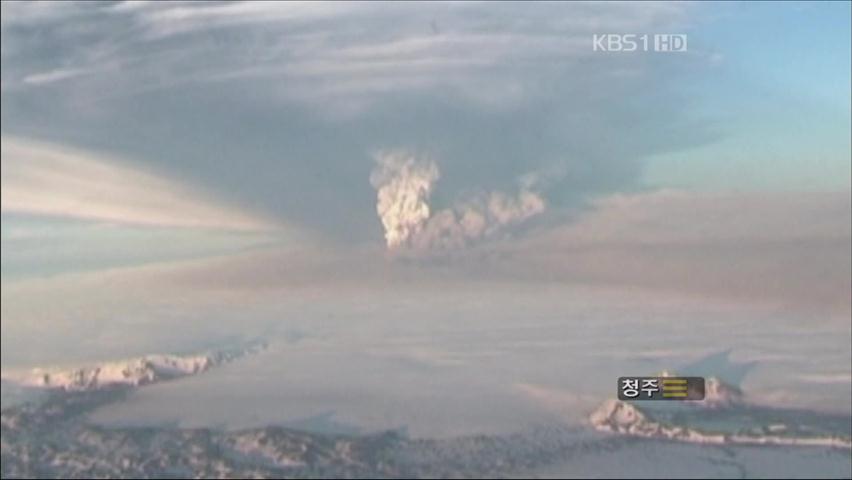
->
[369,150,440,249]
[370,150,546,251]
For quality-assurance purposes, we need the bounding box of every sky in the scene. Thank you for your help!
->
[643,1,851,191]
[0,1,850,368]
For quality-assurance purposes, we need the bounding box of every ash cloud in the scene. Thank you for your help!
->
[369,151,440,249]
[370,150,546,252]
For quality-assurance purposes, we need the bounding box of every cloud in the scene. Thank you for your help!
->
[0,1,694,108]
[370,150,546,252]
[0,136,278,231]
[514,383,600,422]
[21,67,93,86]
[410,188,545,251]
[531,189,851,246]
[480,189,851,313]
[369,150,439,249]
[0,2,719,242]
[117,1,355,40]
[7,189,844,317]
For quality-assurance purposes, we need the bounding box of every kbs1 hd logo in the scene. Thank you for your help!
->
[593,34,688,53]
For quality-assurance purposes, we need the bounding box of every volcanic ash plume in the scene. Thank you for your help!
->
[369,151,440,248]
[370,150,547,251]
[411,189,545,250]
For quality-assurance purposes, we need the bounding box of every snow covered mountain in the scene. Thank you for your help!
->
[1,342,266,392]
[702,376,745,407]
[588,377,851,449]
[2,346,850,478]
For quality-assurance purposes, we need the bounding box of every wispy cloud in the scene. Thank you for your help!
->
[1,136,279,231]
[21,67,93,86]
[1,1,694,109]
